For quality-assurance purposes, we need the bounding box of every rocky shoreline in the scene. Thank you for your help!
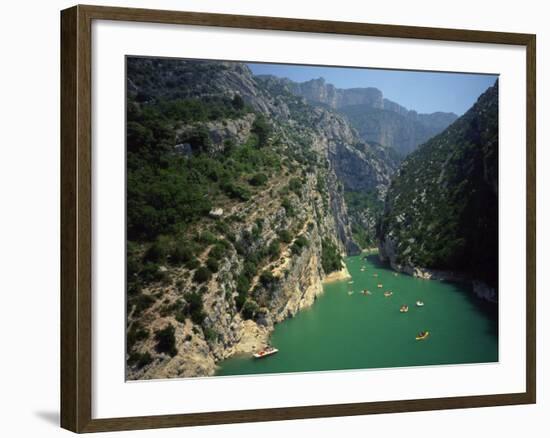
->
[212,263,350,374]
[378,236,497,304]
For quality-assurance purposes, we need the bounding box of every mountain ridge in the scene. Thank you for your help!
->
[378,80,498,299]
[256,75,458,156]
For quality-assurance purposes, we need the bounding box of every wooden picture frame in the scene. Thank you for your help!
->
[60,4,536,433]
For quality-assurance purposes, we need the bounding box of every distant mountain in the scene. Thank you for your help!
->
[270,76,458,156]
[378,81,498,299]
[339,105,458,156]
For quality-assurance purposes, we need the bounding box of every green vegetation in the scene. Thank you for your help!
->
[144,95,249,125]
[127,351,153,369]
[344,190,382,248]
[171,240,194,264]
[251,114,272,148]
[290,235,309,255]
[281,197,294,216]
[204,327,219,342]
[128,292,156,317]
[249,172,268,186]
[206,257,219,273]
[268,239,281,259]
[235,275,250,311]
[321,239,343,273]
[379,81,498,287]
[127,324,149,352]
[279,229,292,244]
[127,80,281,245]
[154,324,178,357]
[208,243,226,260]
[242,300,260,320]
[193,267,212,284]
[185,257,200,270]
[126,58,418,376]
[259,270,277,287]
[288,177,303,195]
[186,291,206,325]
[144,236,170,262]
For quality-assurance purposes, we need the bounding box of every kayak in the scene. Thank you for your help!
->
[416,331,430,341]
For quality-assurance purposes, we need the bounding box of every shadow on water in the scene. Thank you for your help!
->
[461,285,499,338]
[363,254,388,269]
[436,277,498,338]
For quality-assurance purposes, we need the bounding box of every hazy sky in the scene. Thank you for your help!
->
[247,63,497,115]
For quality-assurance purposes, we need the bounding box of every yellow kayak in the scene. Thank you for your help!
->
[416,331,430,341]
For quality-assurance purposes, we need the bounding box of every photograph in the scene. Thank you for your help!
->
[125,56,499,380]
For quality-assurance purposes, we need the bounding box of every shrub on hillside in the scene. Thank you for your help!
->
[154,324,177,357]
[249,172,268,186]
[279,229,292,244]
[321,239,342,274]
[193,266,212,283]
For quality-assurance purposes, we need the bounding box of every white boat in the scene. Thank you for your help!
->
[253,347,279,359]
[416,300,425,307]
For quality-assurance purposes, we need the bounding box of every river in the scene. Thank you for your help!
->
[216,254,498,377]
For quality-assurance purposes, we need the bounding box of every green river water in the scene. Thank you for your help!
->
[216,254,498,377]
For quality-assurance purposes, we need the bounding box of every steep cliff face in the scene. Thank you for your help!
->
[276,76,457,156]
[255,74,397,253]
[125,58,394,379]
[378,81,498,300]
[340,105,457,156]
[285,77,384,109]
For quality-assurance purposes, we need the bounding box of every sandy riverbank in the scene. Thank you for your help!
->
[323,264,351,283]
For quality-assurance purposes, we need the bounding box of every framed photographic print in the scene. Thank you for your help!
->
[60,4,536,433]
